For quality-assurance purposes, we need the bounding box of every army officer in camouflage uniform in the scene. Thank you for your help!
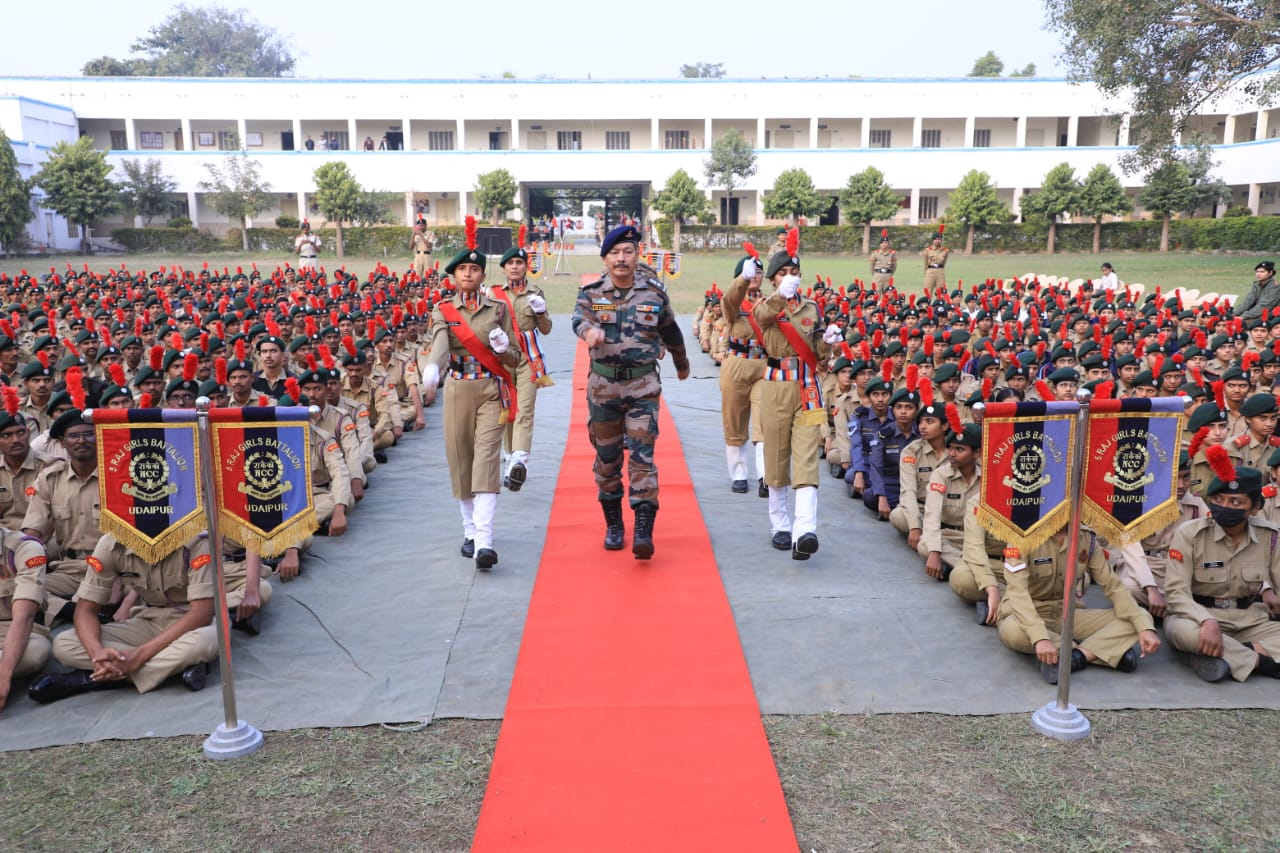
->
[572,225,689,560]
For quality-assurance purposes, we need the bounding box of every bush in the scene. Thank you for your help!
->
[1222,206,1254,218]
[276,215,301,229]
[166,216,193,229]
[111,227,220,253]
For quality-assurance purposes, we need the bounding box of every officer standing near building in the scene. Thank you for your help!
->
[294,221,321,272]
[409,218,436,280]
[870,230,897,289]
[923,227,949,292]
[572,224,689,560]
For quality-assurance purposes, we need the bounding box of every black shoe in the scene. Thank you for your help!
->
[757,478,768,498]
[476,548,498,571]
[794,532,819,557]
[633,503,657,560]
[829,462,843,479]
[181,662,208,692]
[602,499,625,551]
[938,563,953,582]
[1071,648,1088,672]
[771,531,792,550]
[847,482,859,499]
[1116,646,1139,673]
[1038,660,1060,685]
[731,479,749,494]
[373,450,389,464]
[231,610,261,636]
[1191,655,1230,682]
[460,538,475,558]
[975,601,989,625]
[1248,644,1280,678]
[504,461,527,492]
[29,670,126,703]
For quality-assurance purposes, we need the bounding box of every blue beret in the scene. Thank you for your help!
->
[600,225,641,257]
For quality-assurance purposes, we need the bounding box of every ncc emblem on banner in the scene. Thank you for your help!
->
[527,252,543,278]
[1082,398,1184,544]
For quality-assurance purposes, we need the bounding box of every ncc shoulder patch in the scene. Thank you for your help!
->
[24,486,34,497]
[344,423,356,432]
[25,555,46,569]
[326,442,340,453]
[929,482,946,493]
[903,456,917,465]
[591,303,615,312]
[1234,434,1251,448]
[1003,547,1021,560]
[1169,548,1183,562]
[191,553,212,570]
[87,556,104,573]
[358,409,370,418]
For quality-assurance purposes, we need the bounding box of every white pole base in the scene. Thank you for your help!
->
[203,720,265,760]
[1030,701,1091,741]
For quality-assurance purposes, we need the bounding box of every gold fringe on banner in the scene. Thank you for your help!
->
[535,376,556,388]
[975,501,1072,554]
[99,508,208,564]
[1080,495,1180,546]
[217,509,318,558]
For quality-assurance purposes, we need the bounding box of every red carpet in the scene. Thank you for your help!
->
[472,344,796,852]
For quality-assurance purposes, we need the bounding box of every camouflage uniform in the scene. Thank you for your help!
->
[571,271,688,509]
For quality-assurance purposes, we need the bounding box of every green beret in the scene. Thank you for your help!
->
[889,387,920,407]
[445,247,487,275]
[48,407,85,440]
[1187,402,1228,431]
[198,377,227,398]
[948,423,982,449]
[98,384,131,407]
[1206,464,1262,499]
[20,360,53,381]
[865,378,894,395]
[765,250,799,280]
[1241,394,1278,418]
[1221,365,1248,383]
[933,364,960,384]
[1048,367,1080,385]
[499,246,529,267]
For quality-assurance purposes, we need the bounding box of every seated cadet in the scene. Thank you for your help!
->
[0,530,51,712]
[846,370,893,499]
[1163,448,1280,683]
[1185,398,1242,501]
[823,355,858,480]
[1259,447,1280,525]
[323,350,377,476]
[997,522,1160,684]
[298,365,365,502]
[956,495,1006,626]
[29,533,216,703]
[0,390,52,531]
[1230,393,1280,471]
[919,413,982,581]
[341,340,394,460]
[222,542,273,635]
[867,379,920,519]
[892,379,947,546]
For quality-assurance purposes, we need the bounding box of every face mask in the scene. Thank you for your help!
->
[1209,503,1249,529]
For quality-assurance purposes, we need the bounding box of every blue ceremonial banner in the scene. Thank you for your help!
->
[93,409,205,562]
[978,400,1079,550]
[1082,397,1184,544]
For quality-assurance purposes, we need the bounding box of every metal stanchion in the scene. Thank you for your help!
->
[1031,388,1092,741]
[195,397,264,760]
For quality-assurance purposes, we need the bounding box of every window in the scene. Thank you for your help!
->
[197,132,215,147]
[918,196,939,220]
[664,129,691,150]
[973,128,991,148]
[428,131,454,151]
[605,131,631,150]
[557,130,582,150]
[245,131,263,147]
[217,131,238,151]
[869,129,892,149]
[139,131,164,149]
[489,131,507,150]
[110,130,127,150]
[921,129,941,148]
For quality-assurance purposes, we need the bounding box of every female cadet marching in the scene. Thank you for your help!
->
[421,217,522,570]
[717,242,768,495]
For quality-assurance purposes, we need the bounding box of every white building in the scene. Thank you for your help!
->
[2,75,1278,252]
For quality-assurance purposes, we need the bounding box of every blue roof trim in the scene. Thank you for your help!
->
[2,74,1081,86]
[0,95,76,113]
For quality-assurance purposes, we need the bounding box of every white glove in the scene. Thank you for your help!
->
[423,363,440,389]
[778,274,800,299]
[741,258,758,280]
[822,324,843,345]
[527,294,547,314]
[488,328,510,354]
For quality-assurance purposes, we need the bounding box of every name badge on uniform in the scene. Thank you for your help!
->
[919,466,933,473]
[947,493,961,500]
[593,302,617,323]
[119,571,140,578]
[1033,557,1054,565]
[1202,561,1225,569]
[1190,479,1202,486]
[445,320,461,327]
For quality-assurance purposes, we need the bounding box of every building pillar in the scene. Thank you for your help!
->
[402,119,413,151]
[809,116,819,149]
[909,187,921,226]
[347,118,358,151]
[1066,115,1079,147]
[912,116,923,148]
[459,189,470,222]
[1117,115,1130,146]
[1223,114,1237,145]
[181,117,193,151]
[456,119,466,151]
[1248,183,1262,215]
[755,190,764,225]
[292,118,302,151]
[187,191,199,227]
[651,117,660,150]
[510,117,519,150]
[704,117,713,150]
[297,191,308,223]
[964,116,975,148]
[1257,109,1271,141]
[1015,116,1028,148]
[1012,187,1024,221]
[756,117,766,149]
[237,118,247,149]
[124,117,136,150]
[860,119,871,149]
[404,191,415,226]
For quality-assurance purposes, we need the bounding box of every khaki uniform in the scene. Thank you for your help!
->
[1116,490,1209,607]
[0,447,51,530]
[315,403,366,487]
[826,388,861,468]
[342,376,396,451]
[997,532,1155,668]
[53,534,218,693]
[424,292,521,498]
[923,245,949,290]
[370,353,414,426]
[221,540,274,612]
[0,530,51,677]
[18,400,50,435]
[718,275,767,447]
[310,428,354,524]
[22,459,101,617]
[890,438,945,535]
[333,394,377,474]
[709,317,728,364]
[754,291,829,488]
[1231,431,1280,473]
[410,230,436,278]
[870,248,897,289]
[1164,516,1280,681]
[954,495,1007,601]
[918,461,981,566]
[491,281,553,459]
[1188,441,1243,501]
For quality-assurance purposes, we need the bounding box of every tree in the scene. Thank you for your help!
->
[312,162,363,260]
[33,137,117,255]
[199,149,271,251]
[1019,162,1082,254]
[1140,158,1197,251]
[351,191,400,227]
[1181,139,1233,217]
[474,169,518,225]
[680,62,725,79]
[116,158,177,226]
[762,168,829,225]
[650,169,712,252]
[1046,0,1280,171]
[0,129,34,257]
[946,170,1012,255]
[838,166,901,254]
[968,51,1004,77]
[1078,163,1132,253]
[1009,63,1037,78]
[703,128,757,203]
[83,4,296,77]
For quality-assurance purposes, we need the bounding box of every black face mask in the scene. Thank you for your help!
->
[1209,503,1250,529]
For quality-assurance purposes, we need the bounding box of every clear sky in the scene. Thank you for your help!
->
[5,0,1066,80]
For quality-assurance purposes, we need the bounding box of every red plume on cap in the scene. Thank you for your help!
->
[342,335,357,357]
[36,351,49,369]
[881,358,893,383]
[148,345,163,371]
[284,376,301,403]
[1151,354,1164,377]
[257,394,269,407]
[872,329,884,350]
[859,341,872,363]
[1036,341,1047,362]
[66,367,86,411]
[1206,444,1238,485]
[881,228,888,239]
[169,332,183,352]
[840,342,854,361]
[1190,366,1205,387]
[937,224,945,235]
[742,241,760,261]
[981,377,992,400]
[139,392,154,408]
[465,216,478,251]
[1101,335,1112,362]
[906,363,919,393]
[517,224,526,251]
[945,403,964,435]
[785,227,799,258]
[233,338,246,363]
[1187,426,1210,461]
[1213,380,1226,411]
[215,357,228,386]
[182,352,198,383]
[919,377,934,408]
[1095,381,1115,400]
[923,335,934,357]
[984,340,999,360]
[108,363,127,388]
[318,344,336,370]
[1,386,20,419]
[1035,379,1053,401]
[1243,351,1260,372]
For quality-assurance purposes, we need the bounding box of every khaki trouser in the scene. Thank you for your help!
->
[889,503,916,535]
[719,354,766,446]
[917,531,963,568]
[950,558,1005,602]
[0,620,51,677]
[413,252,432,278]
[223,559,275,611]
[760,379,820,488]
[1164,604,1280,682]
[44,558,88,624]
[53,608,217,693]
[924,268,946,290]
[445,375,505,498]
[504,360,540,457]
[997,606,1140,669]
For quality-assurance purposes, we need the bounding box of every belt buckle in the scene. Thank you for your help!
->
[615,366,632,380]
[749,347,764,359]
[1213,597,1232,609]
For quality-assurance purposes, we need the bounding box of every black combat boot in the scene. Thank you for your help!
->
[602,499,625,551]
[632,503,657,560]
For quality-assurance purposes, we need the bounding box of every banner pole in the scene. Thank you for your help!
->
[196,398,264,760]
[1031,388,1092,741]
